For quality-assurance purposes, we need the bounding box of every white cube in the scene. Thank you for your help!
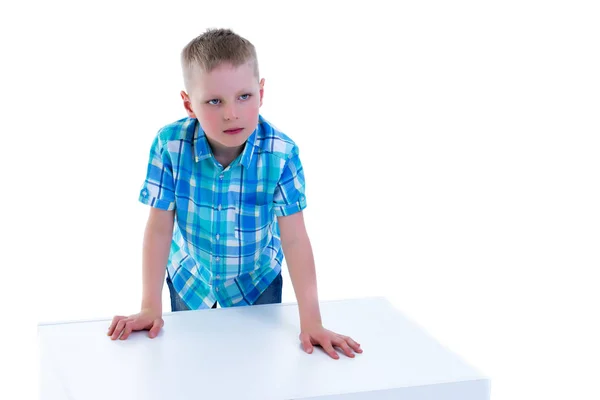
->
[39,297,490,399]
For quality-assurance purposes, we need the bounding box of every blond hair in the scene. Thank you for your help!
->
[181,28,259,89]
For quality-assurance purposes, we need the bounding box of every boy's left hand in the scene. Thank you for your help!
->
[300,325,362,359]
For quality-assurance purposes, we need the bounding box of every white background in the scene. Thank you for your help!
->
[1,1,599,399]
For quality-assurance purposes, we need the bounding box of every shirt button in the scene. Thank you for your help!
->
[219,174,224,180]
[216,274,221,279]
[215,256,220,261]
[218,204,222,211]
[216,234,220,241]
[216,287,219,292]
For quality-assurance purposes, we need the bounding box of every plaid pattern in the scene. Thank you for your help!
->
[139,115,306,309]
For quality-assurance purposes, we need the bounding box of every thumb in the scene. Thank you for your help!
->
[299,333,313,354]
[148,318,163,338]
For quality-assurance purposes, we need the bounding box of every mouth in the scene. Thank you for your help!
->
[223,127,244,135]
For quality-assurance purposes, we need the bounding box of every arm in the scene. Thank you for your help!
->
[274,147,361,358]
[278,211,362,359]
[107,207,174,340]
[108,131,176,340]
[278,211,322,331]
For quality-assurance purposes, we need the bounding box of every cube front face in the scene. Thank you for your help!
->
[301,379,490,400]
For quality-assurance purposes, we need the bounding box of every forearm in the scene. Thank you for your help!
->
[283,234,322,330]
[141,211,174,312]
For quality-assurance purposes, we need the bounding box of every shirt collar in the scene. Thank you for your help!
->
[192,121,212,163]
[192,117,260,169]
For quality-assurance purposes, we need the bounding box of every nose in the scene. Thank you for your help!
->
[223,103,238,121]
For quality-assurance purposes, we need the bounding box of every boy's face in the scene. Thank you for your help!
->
[181,61,264,153]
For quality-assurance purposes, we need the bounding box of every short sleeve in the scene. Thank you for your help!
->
[138,135,176,210]
[273,147,307,217]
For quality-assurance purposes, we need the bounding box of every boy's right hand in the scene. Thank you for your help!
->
[107,308,164,340]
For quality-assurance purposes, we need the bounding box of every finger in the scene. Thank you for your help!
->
[148,319,163,339]
[321,341,339,360]
[299,333,313,354]
[333,337,355,358]
[110,318,129,340]
[342,336,363,353]
[111,319,128,340]
[119,320,135,340]
[107,316,125,336]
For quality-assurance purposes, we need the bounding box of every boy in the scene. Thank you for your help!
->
[107,28,362,360]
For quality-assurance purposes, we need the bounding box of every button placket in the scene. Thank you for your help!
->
[214,169,229,286]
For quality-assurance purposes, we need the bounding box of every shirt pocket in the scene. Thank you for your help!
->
[234,203,272,245]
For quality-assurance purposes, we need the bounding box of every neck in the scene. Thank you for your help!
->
[208,139,244,168]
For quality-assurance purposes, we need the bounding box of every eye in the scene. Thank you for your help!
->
[239,94,251,100]
[207,99,220,105]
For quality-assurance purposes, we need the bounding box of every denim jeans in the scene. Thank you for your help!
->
[166,272,283,312]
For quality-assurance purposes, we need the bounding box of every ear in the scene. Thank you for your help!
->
[180,91,197,118]
[259,78,265,107]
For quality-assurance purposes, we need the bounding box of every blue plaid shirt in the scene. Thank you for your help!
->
[139,115,306,309]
